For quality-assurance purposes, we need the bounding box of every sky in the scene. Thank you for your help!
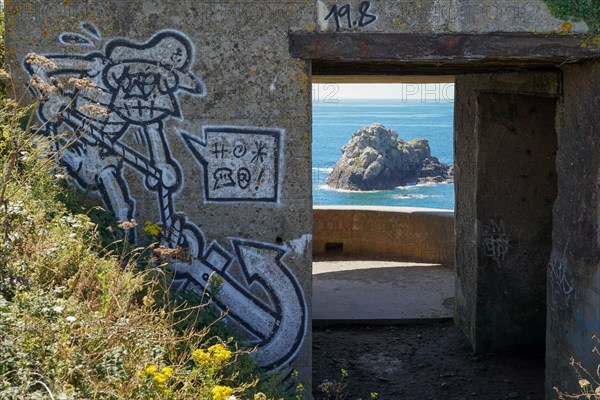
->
[313,83,455,102]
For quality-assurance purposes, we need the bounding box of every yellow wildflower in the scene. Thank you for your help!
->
[579,379,591,388]
[208,343,232,364]
[144,220,162,236]
[192,349,211,367]
[211,385,233,400]
[153,372,167,385]
[161,366,174,378]
[211,275,224,287]
[144,365,158,375]
[561,21,574,32]
[191,344,232,368]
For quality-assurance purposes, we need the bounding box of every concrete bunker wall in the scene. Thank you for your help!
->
[6,0,315,379]
[6,0,600,397]
[454,72,559,352]
[546,60,600,396]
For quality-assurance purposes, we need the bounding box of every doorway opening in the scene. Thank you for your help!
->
[310,73,557,400]
[311,77,457,326]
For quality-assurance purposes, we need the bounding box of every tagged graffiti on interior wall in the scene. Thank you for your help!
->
[482,218,509,267]
[24,22,306,371]
[548,245,575,347]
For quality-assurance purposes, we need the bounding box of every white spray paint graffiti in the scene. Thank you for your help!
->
[181,126,282,203]
[549,245,574,299]
[482,218,509,267]
[286,234,312,258]
[24,23,307,371]
[25,25,205,246]
[548,244,575,347]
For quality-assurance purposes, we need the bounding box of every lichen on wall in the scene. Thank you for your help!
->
[543,0,600,33]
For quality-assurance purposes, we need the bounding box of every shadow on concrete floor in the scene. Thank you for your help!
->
[312,321,545,400]
[313,260,455,323]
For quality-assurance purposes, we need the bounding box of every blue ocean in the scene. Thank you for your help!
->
[312,99,455,210]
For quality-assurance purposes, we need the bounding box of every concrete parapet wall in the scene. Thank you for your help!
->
[313,206,455,266]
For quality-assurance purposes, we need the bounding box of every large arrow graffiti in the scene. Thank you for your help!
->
[171,239,307,370]
[24,22,307,370]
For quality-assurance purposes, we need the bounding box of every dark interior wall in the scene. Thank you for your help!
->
[476,92,557,350]
[455,72,560,352]
[547,60,600,397]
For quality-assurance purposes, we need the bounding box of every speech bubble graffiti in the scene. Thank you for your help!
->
[181,126,282,202]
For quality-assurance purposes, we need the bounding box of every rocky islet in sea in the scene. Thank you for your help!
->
[326,123,453,191]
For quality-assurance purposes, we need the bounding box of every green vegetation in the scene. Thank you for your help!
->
[0,16,292,400]
[544,0,600,33]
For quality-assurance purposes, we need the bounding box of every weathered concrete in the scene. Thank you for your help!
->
[313,260,454,322]
[292,32,600,76]
[547,60,600,398]
[454,72,559,352]
[313,0,586,33]
[7,1,600,398]
[313,206,454,265]
[6,0,314,381]
[293,32,600,60]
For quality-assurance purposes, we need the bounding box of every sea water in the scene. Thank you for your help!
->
[312,99,455,210]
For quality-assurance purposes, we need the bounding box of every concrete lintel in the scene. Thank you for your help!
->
[291,33,600,75]
[290,33,600,61]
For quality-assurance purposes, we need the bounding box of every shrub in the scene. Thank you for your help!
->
[0,62,290,400]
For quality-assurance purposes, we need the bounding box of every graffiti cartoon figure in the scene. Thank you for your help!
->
[25,23,205,249]
[24,22,307,371]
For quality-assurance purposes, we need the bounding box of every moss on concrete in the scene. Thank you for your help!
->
[544,0,600,33]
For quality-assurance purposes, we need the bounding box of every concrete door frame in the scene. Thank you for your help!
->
[292,31,600,398]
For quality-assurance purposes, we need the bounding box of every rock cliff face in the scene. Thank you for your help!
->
[326,123,453,191]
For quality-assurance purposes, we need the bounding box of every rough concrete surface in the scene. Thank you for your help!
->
[6,1,600,398]
[547,60,600,397]
[314,0,586,33]
[454,72,559,354]
[313,206,454,264]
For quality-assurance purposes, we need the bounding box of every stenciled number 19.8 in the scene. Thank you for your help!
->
[324,1,377,31]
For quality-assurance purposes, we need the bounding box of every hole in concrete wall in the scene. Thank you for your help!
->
[298,33,575,398]
[324,242,344,255]
[311,74,555,397]
[311,79,556,344]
